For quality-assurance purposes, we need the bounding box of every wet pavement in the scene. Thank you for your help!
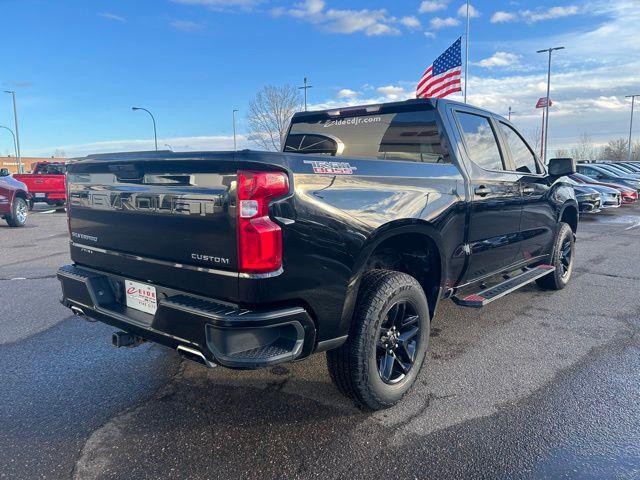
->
[1,205,639,479]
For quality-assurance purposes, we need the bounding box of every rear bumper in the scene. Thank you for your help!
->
[32,193,66,202]
[57,264,316,369]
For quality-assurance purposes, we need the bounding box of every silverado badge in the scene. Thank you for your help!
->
[303,160,357,175]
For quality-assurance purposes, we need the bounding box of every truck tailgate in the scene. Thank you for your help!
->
[14,174,66,193]
[66,153,241,300]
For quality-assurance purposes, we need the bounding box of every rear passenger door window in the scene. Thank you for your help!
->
[455,112,504,171]
[499,122,540,174]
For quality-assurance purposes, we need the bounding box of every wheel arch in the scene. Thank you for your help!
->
[339,220,446,330]
[559,200,578,234]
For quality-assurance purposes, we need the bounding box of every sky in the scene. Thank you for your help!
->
[1,0,639,157]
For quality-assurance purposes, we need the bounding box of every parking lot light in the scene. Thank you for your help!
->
[131,106,158,151]
[625,95,639,161]
[0,125,18,160]
[4,91,22,173]
[536,46,565,163]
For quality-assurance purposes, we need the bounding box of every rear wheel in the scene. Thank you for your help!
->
[326,270,430,411]
[6,197,28,227]
[536,222,574,290]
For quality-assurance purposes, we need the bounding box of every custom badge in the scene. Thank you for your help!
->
[303,160,357,175]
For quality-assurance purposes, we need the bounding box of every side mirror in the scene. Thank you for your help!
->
[0,168,9,177]
[548,157,576,176]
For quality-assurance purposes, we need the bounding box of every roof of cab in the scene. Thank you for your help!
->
[291,98,442,121]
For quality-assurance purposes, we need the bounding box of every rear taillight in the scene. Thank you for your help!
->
[237,170,289,274]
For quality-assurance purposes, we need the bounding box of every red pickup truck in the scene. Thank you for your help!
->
[14,162,67,210]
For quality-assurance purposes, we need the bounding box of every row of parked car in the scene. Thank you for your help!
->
[571,161,640,213]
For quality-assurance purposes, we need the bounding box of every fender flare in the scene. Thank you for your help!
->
[337,220,446,336]
[558,199,579,233]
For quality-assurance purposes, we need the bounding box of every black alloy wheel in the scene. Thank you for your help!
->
[326,270,431,410]
[536,222,574,290]
[377,301,420,385]
[559,236,573,278]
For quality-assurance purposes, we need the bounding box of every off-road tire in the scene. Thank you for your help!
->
[536,222,574,290]
[326,270,430,411]
[6,197,28,227]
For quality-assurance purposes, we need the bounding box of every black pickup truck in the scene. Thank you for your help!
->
[58,99,578,410]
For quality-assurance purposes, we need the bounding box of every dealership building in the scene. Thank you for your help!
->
[0,156,66,174]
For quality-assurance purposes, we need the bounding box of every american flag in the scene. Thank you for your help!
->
[416,37,462,99]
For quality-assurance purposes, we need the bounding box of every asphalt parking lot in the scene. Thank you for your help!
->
[1,205,639,480]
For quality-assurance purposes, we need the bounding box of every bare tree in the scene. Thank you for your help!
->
[571,133,599,162]
[247,84,302,151]
[602,138,628,161]
[632,140,640,161]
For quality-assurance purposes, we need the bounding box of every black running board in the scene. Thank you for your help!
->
[453,264,555,308]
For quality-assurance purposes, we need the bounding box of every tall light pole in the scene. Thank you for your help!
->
[131,106,157,151]
[4,91,22,173]
[508,106,514,121]
[464,0,470,103]
[625,94,639,161]
[232,109,238,152]
[298,77,313,112]
[536,46,564,162]
[0,125,18,160]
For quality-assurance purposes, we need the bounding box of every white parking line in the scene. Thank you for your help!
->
[625,221,640,231]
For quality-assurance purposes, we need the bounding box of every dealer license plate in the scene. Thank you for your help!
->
[125,280,158,315]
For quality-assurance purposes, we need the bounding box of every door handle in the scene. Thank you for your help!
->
[474,185,492,197]
[522,186,535,195]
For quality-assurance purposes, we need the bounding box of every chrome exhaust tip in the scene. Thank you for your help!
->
[70,305,96,322]
[177,345,217,368]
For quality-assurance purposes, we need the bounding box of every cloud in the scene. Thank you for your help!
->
[457,3,480,18]
[430,16,460,29]
[308,83,415,110]
[169,20,204,32]
[418,1,448,14]
[98,12,126,23]
[171,0,261,10]
[489,5,579,24]
[28,135,245,158]
[278,0,403,36]
[376,85,409,101]
[521,6,579,22]
[337,89,359,99]
[474,51,521,68]
[400,16,421,29]
[491,11,517,23]
[424,31,436,39]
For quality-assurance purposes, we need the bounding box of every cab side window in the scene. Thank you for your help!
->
[456,112,504,171]
[499,122,540,174]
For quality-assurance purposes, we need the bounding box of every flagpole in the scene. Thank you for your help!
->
[464,0,470,103]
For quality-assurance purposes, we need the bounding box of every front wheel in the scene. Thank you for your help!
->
[326,270,430,411]
[536,222,574,290]
[6,197,28,227]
